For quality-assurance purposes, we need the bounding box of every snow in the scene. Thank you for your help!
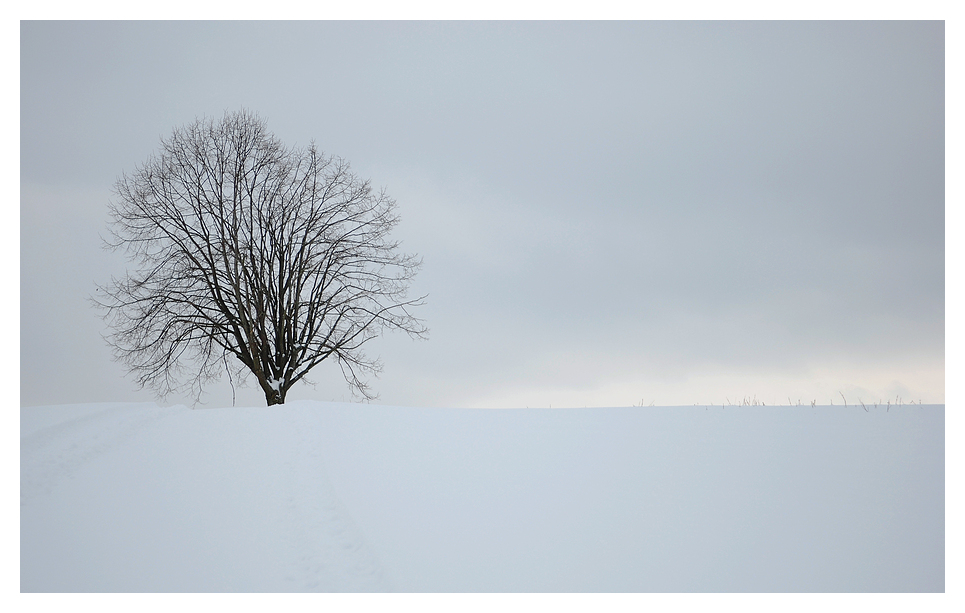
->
[20,401,944,592]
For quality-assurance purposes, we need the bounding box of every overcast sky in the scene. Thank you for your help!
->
[20,21,944,408]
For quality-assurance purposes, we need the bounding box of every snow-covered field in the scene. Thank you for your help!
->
[20,401,944,592]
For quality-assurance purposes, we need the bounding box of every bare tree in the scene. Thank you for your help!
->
[95,110,427,405]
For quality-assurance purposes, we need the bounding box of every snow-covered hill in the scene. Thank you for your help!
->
[20,401,944,592]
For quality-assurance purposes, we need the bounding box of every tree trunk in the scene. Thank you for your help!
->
[260,379,286,406]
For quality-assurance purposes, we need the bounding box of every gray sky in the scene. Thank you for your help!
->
[20,21,945,408]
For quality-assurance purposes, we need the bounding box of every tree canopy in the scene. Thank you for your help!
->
[96,110,427,405]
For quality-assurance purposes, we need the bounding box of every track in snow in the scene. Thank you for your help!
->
[21,403,390,592]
